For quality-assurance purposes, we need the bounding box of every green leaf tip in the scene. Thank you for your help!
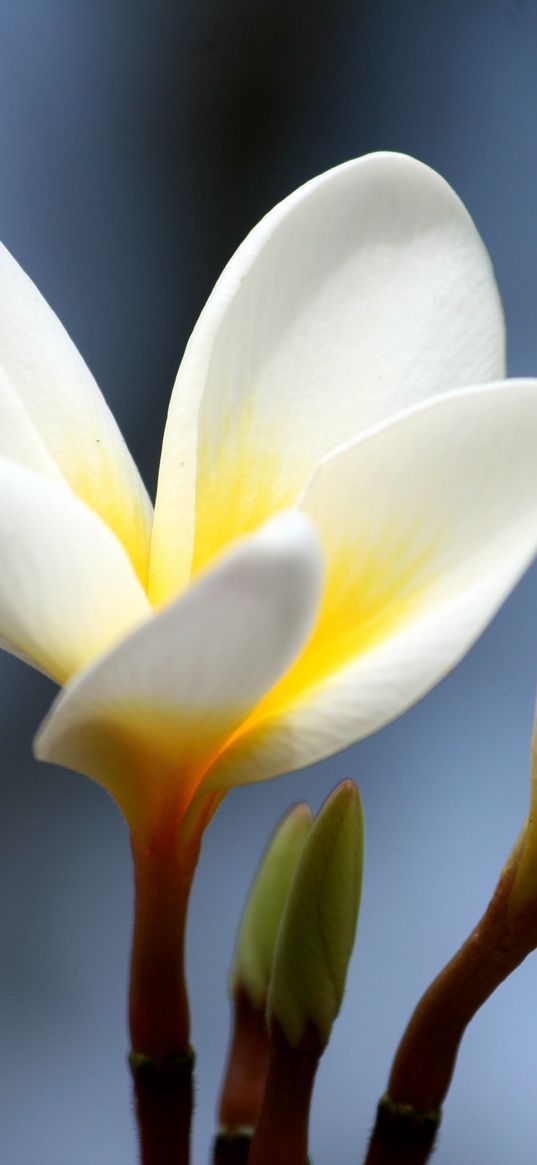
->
[267,779,364,1049]
[231,802,313,1008]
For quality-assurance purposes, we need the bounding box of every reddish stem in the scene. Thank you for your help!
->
[218,987,272,1132]
[128,790,223,1165]
[248,1022,321,1165]
[129,828,195,1060]
[363,852,537,1165]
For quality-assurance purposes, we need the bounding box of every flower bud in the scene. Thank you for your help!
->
[267,780,363,1049]
[230,802,313,1008]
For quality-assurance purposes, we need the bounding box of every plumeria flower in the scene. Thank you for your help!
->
[2,151,537,851]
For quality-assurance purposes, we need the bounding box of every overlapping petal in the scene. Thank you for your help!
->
[0,151,534,838]
[0,367,64,482]
[203,381,537,792]
[0,458,150,683]
[34,512,323,835]
[150,152,504,605]
[0,242,153,584]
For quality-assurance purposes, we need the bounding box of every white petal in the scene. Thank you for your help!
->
[150,152,504,604]
[0,458,151,683]
[0,242,152,584]
[0,366,64,482]
[203,380,537,791]
[35,511,323,835]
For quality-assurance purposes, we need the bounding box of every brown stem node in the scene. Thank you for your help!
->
[364,1095,441,1165]
[130,1048,195,1165]
[212,1131,252,1165]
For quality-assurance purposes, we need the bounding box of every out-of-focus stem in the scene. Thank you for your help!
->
[212,1130,252,1165]
[364,1096,440,1165]
[364,833,537,1165]
[218,987,272,1131]
[213,987,271,1165]
[248,1022,321,1165]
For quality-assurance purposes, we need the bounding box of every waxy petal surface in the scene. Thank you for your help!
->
[0,459,151,683]
[204,381,537,791]
[35,512,323,835]
[0,243,152,584]
[150,152,504,604]
[0,367,65,483]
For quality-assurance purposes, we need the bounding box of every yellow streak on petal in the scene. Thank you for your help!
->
[238,518,440,730]
[190,402,309,580]
[57,700,249,836]
[67,446,152,588]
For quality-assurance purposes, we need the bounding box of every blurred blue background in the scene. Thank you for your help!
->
[1,2,537,1162]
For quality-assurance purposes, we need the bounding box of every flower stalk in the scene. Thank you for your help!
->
[128,827,196,1165]
[128,790,222,1164]
[129,828,194,1060]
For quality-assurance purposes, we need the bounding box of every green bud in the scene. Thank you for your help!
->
[267,780,364,1049]
[230,802,313,1008]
